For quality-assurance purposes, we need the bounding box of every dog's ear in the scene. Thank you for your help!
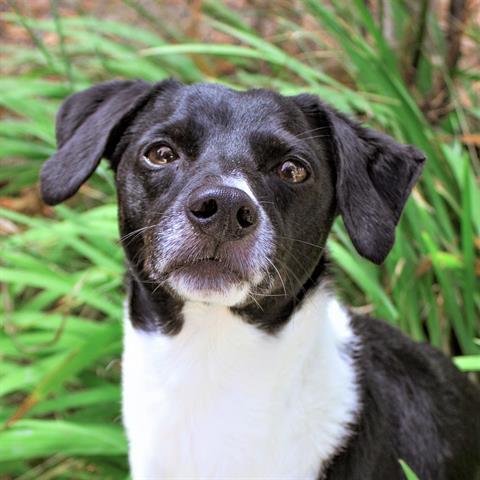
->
[293,94,425,264]
[41,80,156,205]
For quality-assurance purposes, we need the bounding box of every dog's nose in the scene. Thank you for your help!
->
[186,186,259,240]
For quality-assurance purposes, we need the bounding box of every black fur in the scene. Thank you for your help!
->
[293,94,425,264]
[324,317,480,480]
[40,79,479,479]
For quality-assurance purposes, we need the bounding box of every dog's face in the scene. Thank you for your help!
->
[115,83,337,306]
[41,80,424,330]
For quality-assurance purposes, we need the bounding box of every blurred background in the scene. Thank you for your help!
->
[0,0,479,478]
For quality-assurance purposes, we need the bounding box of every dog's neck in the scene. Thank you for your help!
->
[123,285,360,478]
[147,287,358,394]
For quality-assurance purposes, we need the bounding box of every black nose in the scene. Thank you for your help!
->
[186,186,259,241]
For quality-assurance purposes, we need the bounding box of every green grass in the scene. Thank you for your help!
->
[400,459,421,480]
[1,1,479,477]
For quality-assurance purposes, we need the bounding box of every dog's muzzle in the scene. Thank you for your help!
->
[145,181,273,306]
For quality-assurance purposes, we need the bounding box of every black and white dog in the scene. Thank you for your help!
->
[40,80,480,479]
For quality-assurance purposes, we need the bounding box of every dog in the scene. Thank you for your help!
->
[40,79,480,479]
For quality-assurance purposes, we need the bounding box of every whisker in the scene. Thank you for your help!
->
[119,224,159,243]
[299,134,331,142]
[265,257,287,297]
[152,279,167,295]
[295,125,330,139]
[274,257,306,293]
[250,292,288,297]
[276,235,325,250]
[247,292,264,311]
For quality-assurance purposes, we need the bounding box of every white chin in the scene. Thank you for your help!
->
[167,274,250,307]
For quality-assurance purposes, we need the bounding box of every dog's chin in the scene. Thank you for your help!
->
[166,262,250,307]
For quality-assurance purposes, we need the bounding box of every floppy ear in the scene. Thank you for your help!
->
[40,80,154,205]
[293,94,426,264]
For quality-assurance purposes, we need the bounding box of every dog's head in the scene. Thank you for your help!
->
[41,80,424,328]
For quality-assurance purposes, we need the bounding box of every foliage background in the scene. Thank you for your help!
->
[0,0,479,478]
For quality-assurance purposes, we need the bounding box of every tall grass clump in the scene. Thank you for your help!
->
[0,1,478,477]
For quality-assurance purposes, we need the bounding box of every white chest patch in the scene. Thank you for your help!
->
[122,288,360,479]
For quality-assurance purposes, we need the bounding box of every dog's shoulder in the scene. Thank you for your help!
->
[351,315,480,413]
[324,315,480,480]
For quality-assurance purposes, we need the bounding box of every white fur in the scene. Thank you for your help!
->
[167,275,250,307]
[122,287,360,479]
[223,175,257,202]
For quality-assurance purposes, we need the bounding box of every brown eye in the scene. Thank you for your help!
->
[277,160,309,184]
[144,145,178,165]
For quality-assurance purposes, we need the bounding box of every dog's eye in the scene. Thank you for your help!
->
[277,160,309,184]
[144,145,178,166]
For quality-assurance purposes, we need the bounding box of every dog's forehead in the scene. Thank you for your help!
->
[152,83,298,133]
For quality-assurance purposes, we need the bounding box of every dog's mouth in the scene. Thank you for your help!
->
[167,256,247,282]
[167,256,243,281]
[162,253,253,305]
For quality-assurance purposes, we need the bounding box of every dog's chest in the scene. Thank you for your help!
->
[122,290,359,479]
